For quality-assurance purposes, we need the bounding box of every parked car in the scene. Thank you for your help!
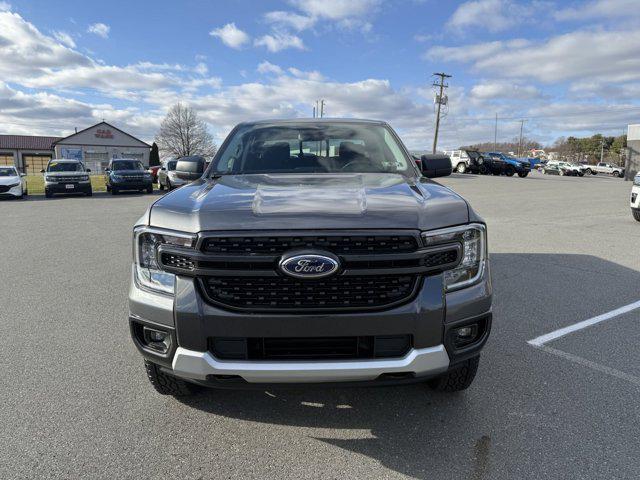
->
[148,165,161,183]
[0,165,27,199]
[129,119,492,397]
[484,152,530,177]
[463,149,505,175]
[443,149,470,173]
[540,163,562,175]
[157,159,178,190]
[631,173,640,222]
[41,159,92,198]
[105,159,153,195]
[587,162,625,177]
[545,161,583,176]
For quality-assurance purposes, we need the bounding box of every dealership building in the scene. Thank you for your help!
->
[0,122,150,173]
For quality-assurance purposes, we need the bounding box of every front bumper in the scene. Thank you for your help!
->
[129,262,492,385]
[112,180,153,190]
[45,181,91,194]
[0,184,23,197]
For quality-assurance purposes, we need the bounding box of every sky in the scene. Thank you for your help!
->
[1,0,640,150]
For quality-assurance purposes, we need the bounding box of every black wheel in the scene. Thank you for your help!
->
[45,189,52,198]
[106,184,111,192]
[517,171,529,178]
[111,187,118,195]
[584,168,591,175]
[479,165,488,175]
[578,172,584,177]
[167,179,172,190]
[144,360,201,396]
[159,181,165,191]
[592,171,597,175]
[633,210,640,222]
[427,356,480,392]
[456,163,467,174]
[146,185,153,194]
[505,165,515,177]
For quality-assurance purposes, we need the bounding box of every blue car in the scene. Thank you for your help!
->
[483,152,530,177]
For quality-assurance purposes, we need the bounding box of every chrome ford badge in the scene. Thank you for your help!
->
[279,252,340,279]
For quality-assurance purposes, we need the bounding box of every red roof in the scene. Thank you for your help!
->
[0,135,61,150]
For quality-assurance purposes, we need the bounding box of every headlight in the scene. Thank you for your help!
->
[634,176,640,186]
[422,223,487,291]
[80,175,89,181]
[111,174,123,181]
[133,226,196,295]
[7,182,19,188]
[45,176,57,182]
[144,173,152,178]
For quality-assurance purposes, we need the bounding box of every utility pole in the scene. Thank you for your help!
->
[494,113,498,151]
[600,137,604,163]
[320,99,325,118]
[312,106,316,118]
[517,119,526,157]
[432,72,451,154]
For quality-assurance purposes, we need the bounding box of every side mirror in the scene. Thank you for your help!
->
[86,168,91,173]
[20,173,26,177]
[419,154,452,178]
[105,168,111,173]
[160,167,166,171]
[40,169,45,173]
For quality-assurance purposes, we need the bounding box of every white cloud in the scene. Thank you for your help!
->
[254,33,305,52]
[87,22,109,38]
[469,82,542,100]
[209,23,250,49]
[447,0,546,33]
[427,29,640,85]
[52,30,75,48]
[287,67,324,81]
[555,0,640,21]
[264,11,316,31]
[0,2,11,11]
[257,61,284,75]
[289,0,380,21]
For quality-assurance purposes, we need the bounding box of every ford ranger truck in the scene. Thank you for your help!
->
[129,119,492,396]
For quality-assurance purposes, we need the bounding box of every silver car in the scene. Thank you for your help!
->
[0,165,27,199]
[157,159,182,191]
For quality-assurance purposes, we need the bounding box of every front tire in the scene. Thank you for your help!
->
[456,163,467,174]
[584,168,592,175]
[633,209,640,222]
[144,360,200,396]
[159,181,165,191]
[45,188,52,198]
[427,356,480,392]
[111,187,118,195]
[517,171,529,178]
[505,165,515,177]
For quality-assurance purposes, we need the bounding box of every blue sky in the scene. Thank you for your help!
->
[1,0,639,150]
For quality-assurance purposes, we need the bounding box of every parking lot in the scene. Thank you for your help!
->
[1,171,638,479]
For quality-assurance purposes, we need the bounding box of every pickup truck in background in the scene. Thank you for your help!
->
[586,162,625,177]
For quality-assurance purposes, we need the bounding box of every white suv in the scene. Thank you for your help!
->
[631,173,640,222]
[444,150,470,173]
[0,165,27,199]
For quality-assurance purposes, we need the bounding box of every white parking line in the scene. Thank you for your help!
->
[527,299,640,347]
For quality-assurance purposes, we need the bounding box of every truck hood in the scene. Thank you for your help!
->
[148,173,469,232]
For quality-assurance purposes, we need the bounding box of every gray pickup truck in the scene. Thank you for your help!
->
[129,119,492,396]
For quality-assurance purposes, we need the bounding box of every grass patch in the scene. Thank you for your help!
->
[26,175,107,195]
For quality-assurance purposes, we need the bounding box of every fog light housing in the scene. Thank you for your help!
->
[143,326,171,353]
[453,324,479,347]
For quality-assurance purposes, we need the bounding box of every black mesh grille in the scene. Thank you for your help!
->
[161,252,196,270]
[209,335,412,360]
[0,185,11,193]
[202,235,418,255]
[202,274,418,312]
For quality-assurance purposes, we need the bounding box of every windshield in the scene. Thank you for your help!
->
[0,167,17,177]
[112,160,144,171]
[47,161,84,172]
[211,123,412,175]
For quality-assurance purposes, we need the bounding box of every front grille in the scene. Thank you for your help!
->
[202,235,418,255]
[161,253,196,270]
[201,274,419,312]
[124,176,144,182]
[209,335,412,360]
[51,176,80,182]
[0,185,11,193]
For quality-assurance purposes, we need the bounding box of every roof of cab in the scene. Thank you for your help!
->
[237,118,388,128]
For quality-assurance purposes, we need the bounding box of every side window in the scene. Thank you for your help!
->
[215,134,244,173]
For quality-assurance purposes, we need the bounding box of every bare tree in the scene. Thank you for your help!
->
[155,103,217,158]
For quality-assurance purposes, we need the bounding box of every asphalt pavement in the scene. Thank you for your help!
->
[1,171,638,479]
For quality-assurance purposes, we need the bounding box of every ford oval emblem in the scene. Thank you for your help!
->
[279,252,340,279]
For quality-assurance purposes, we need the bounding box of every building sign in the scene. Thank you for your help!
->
[95,128,114,139]
[60,148,83,160]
